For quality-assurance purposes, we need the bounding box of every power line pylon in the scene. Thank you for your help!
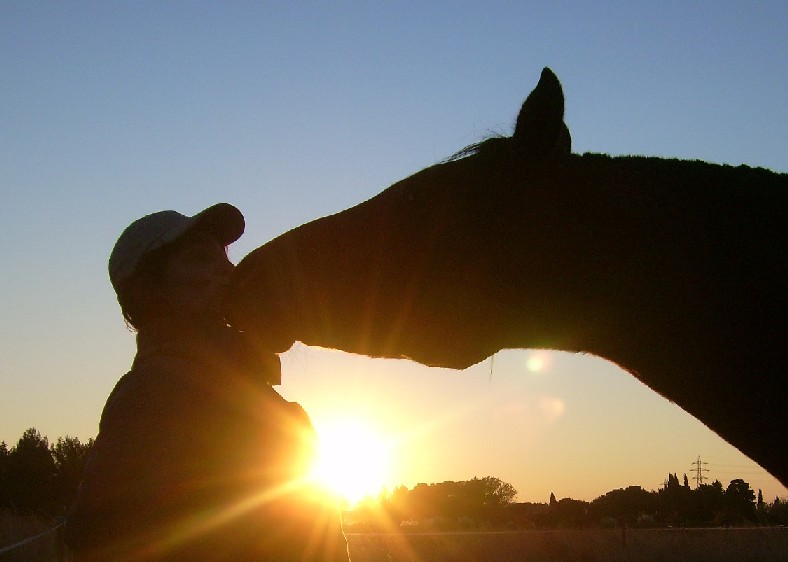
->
[691,455,709,488]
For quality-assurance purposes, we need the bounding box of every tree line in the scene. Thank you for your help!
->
[2,428,787,530]
[0,428,93,515]
[351,472,788,531]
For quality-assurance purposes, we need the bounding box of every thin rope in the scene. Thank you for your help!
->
[0,521,64,555]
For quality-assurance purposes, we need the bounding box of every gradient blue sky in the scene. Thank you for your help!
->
[2,3,785,503]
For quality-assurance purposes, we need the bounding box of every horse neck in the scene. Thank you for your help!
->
[506,156,774,371]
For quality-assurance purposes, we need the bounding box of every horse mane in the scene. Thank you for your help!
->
[441,135,511,163]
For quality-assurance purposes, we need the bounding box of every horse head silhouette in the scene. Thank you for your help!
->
[226,68,787,485]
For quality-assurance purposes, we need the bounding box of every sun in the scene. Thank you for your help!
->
[309,418,391,507]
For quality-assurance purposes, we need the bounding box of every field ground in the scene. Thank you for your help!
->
[346,528,788,562]
[2,522,786,561]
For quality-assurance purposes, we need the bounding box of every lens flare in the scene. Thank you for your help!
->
[526,351,552,373]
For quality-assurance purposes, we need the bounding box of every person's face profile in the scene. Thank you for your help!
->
[160,231,233,321]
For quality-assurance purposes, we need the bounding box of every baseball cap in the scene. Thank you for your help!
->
[108,203,244,292]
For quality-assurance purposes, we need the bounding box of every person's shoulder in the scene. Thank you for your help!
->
[101,355,199,417]
[284,400,307,414]
[278,397,313,424]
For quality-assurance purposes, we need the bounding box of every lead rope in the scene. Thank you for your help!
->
[0,519,65,556]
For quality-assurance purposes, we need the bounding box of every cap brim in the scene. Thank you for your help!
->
[189,203,245,246]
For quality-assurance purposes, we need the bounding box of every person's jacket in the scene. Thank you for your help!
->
[64,319,348,561]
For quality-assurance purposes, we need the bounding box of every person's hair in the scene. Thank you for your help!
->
[115,242,176,331]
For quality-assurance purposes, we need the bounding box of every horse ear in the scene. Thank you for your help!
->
[513,67,571,158]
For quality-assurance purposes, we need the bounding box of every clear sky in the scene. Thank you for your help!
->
[2,2,785,504]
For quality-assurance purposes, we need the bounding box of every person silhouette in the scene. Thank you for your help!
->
[64,203,348,561]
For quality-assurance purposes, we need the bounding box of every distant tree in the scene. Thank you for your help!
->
[658,472,692,525]
[767,497,788,525]
[723,479,756,523]
[590,486,656,526]
[476,476,517,507]
[553,497,590,528]
[756,489,766,523]
[7,428,55,511]
[665,473,676,488]
[379,476,517,527]
[407,482,436,520]
[0,441,9,508]
[507,502,547,529]
[381,484,410,521]
[686,480,725,524]
[458,476,517,525]
[549,492,557,507]
[683,473,690,488]
[51,435,93,513]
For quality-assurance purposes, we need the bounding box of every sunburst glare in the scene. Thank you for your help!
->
[309,418,392,507]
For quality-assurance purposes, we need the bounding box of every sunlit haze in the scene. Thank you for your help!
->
[1,3,785,505]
